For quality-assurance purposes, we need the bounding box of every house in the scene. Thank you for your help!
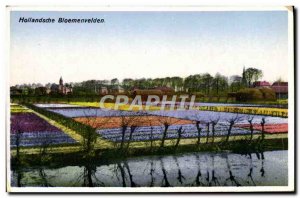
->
[132,89,164,101]
[100,87,108,95]
[10,87,23,95]
[51,77,73,95]
[229,75,242,84]
[111,85,125,94]
[58,77,73,95]
[271,82,288,99]
[153,86,175,95]
[253,81,271,88]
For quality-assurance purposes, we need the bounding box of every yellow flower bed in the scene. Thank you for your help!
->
[198,106,288,117]
[10,104,33,113]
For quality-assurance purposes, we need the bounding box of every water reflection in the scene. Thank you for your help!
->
[11,150,288,187]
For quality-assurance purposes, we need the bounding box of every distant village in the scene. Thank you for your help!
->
[10,67,288,100]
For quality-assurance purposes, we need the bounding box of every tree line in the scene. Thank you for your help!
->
[12,67,265,97]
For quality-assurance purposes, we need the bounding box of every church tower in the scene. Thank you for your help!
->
[59,77,64,94]
[59,77,63,86]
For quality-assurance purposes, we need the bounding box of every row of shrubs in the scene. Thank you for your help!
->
[234,88,276,101]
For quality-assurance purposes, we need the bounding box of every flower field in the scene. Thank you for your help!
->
[197,106,288,117]
[10,112,77,147]
[10,102,289,148]
[11,104,33,113]
[235,123,288,133]
[74,115,194,129]
[48,108,144,118]
[148,110,288,125]
[97,123,261,142]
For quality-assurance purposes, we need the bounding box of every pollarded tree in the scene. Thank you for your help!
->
[192,113,204,145]
[260,117,266,142]
[225,114,242,142]
[159,115,181,148]
[210,116,220,144]
[175,126,184,148]
[247,116,255,141]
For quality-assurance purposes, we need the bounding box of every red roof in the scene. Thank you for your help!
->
[271,82,288,94]
[272,82,288,86]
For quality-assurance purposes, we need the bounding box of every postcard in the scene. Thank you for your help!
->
[6,6,294,193]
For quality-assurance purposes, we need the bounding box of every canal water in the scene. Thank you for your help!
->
[11,150,288,187]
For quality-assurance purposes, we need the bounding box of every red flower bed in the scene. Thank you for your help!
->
[235,123,288,133]
[74,115,193,129]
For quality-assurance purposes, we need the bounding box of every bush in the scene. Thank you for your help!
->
[191,92,205,98]
[259,88,276,101]
[227,92,237,98]
[236,88,276,101]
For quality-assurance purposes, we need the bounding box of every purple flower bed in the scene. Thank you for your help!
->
[10,131,77,147]
[11,113,59,133]
[10,113,77,147]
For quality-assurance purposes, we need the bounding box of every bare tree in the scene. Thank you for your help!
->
[247,116,255,141]
[81,109,108,154]
[210,117,220,144]
[38,134,53,163]
[225,114,242,142]
[175,126,183,149]
[143,116,155,150]
[193,114,203,145]
[206,122,210,144]
[118,112,142,150]
[260,118,266,142]
[126,125,138,150]
[159,115,180,148]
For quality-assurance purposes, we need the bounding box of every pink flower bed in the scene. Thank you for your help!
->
[236,123,288,134]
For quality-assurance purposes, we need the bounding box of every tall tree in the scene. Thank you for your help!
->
[111,78,119,86]
[244,68,263,87]
[212,73,228,96]
[202,73,213,95]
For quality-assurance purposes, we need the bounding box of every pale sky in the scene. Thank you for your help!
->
[10,11,288,85]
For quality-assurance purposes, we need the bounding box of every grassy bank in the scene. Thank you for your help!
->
[11,137,288,168]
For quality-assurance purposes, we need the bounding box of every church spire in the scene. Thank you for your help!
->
[59,76,63,86]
